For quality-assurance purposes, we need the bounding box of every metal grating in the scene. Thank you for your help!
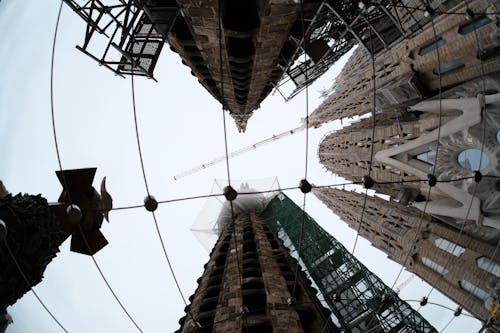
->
[62,0,178,79]
[261,193,437,333]
[275,0,451,101]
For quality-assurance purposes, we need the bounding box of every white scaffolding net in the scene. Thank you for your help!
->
[191,178,281,251]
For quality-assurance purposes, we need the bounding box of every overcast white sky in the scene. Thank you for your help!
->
[0,1,483,332]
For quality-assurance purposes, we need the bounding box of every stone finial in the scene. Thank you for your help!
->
[230,112,252,133]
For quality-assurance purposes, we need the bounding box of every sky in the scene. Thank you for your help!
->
[0,1,484,332]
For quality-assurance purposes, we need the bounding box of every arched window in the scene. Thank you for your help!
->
[477,257,500,278]
[459,280,489,300]
[434,238,465,256]
[422,257,448,275]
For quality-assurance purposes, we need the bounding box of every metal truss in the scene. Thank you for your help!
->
[63,0,178,79]
[262,193,437,333]
[274,0,439,101]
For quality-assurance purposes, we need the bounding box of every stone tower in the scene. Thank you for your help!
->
[311,0,500,322]
[317,80,500,242]
[179,185,439,333]
[176,209,339,333]
[313,187,500,322]
[309,0,500,127]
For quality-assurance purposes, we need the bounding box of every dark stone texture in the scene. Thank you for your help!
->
[0,193,63,312]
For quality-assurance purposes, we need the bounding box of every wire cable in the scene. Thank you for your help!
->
[351,20,378,256]
[415,2,493,329]
[103,176,486,212]
[129,57,195,325]
[50,2,144,332]
[290,0,311,311]
[2,239,69,333]
[388,0,445,290]
[215,1,247,331]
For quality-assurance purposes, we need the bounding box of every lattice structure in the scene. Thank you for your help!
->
[309,0,500,126]
[177,209,338,333]
[63,0,176,79]
[274,0,464,101]
[261,193,437,333]
[313,187,500,322]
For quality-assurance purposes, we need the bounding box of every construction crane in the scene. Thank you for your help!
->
[173,124,307,180]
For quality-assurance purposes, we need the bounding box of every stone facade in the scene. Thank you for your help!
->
[0,194,63,314]
[309,0,500,126]
[176,211,338,333]
[166,0,311,132]
[313,187,500,322]
[317,75,500,241]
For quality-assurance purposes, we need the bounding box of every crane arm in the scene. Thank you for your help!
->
[174,124,306,180]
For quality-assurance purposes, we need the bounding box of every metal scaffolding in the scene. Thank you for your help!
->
[274,0,446,101]
[63,0,178,79]
[261,193,437,333]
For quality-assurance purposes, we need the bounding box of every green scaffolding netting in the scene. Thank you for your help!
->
[261,192,437,333]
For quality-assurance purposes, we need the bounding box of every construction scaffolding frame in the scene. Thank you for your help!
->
[274,0,446,101]
[62,0,179,80]
[262,193,437,333]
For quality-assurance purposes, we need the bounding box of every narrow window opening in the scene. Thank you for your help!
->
[419,38,447,56]
[477,257,500,277]
[459,280,489,300]
[422,257,449,275]
[458,16,492,35]
[434,238,465,256]
[433,60,465,75]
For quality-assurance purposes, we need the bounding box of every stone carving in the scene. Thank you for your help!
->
[0,193,63,313]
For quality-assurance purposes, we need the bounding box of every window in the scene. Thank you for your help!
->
[435,238,465,256]
[458,16,492,35]
[433,60,465,75]
[458,149,489,171]
[477,257,500,278]
[422,257,449,275]
[419,38,447,56]
[459,280,489,300]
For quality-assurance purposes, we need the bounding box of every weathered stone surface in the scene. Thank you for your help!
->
[313,187,499,321]
[167,0,305,132]
[0,194,63,312]
[177,211,338,332]
[310,0,500,126]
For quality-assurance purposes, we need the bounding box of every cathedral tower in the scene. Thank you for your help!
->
[314,187,500,322]
[176,208,338,333]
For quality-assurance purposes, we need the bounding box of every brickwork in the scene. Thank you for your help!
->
[317,72,500,239]
[313,187,500,321]
[309,0,500,126]
[318,110,429,198]
[167,0,303,132]
[176,211,337,333]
